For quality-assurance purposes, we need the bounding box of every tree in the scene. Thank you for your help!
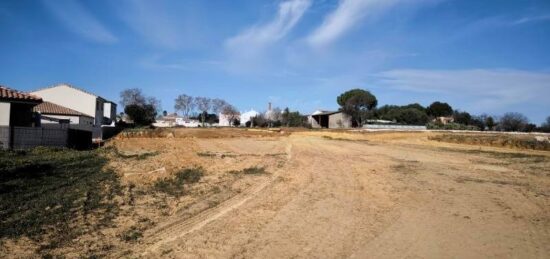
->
[194,97,211,126]
[120,88,146,108]
[541,116,550,133]
[266,107,282,127]
[453,110,472,125]
[124,104,156,126]
[221,104,240,127]
[426,102,453,117]
[174,94,195,118]
[211,98,228,115]
[337,89,378,127]
[162,110,168,117]
[499,112,529,132]
[485,116,495,130]
[282,107,291,127]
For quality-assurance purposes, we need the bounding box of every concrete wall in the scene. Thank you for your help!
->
[31,85,98,122]
[328,112,352,128]
[0,102,10,126]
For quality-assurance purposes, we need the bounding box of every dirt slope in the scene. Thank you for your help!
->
[139,133,550,258]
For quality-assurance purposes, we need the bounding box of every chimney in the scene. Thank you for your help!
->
[268,102,272,111]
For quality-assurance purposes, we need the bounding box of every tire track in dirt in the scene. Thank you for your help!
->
[140,141,293,255]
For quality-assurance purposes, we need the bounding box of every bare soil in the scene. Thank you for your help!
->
[2,129,549,258]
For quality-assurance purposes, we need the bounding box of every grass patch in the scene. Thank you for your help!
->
[230,166,267,175]
[430,134,550,151]
[0,147,121,252]
[153,167,204,196]
[119,226,143,243]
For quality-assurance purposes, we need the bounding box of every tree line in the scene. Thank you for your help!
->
[336,88,550,132]
[118,88,307,128]
[118,87,550,132]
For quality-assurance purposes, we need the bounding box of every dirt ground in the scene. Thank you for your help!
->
[109,129,550,258]
[3,128,548,258]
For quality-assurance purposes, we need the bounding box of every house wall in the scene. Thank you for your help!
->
[328,112,352,128]
[308,115,322,128]
[0,102,10,126]
[103,102,117,123]
[41,114,81,124]
[31,85,99,123]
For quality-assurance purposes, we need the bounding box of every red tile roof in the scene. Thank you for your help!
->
[33,101,93,118]
[0,86,42,102]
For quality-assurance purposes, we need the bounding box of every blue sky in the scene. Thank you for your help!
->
[1,0,549,123]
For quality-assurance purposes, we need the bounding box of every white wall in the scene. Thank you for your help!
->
[0,102,10,126]
[31,85,97,119]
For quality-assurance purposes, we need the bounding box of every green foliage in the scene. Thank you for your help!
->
[453,110,472,125]
[124,104,157,126]
[375,104,428,125]
[281,107,306,127]
[153,168,204,196]
[0,147,121,251]
[336,89,378,126]
[426,101,453,117]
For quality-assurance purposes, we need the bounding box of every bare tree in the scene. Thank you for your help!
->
[174,94,195,118]
[120,88,146,108]
[266,107,282,127]
[146,97,162,113]
[221,104,240,127]
[195,97,211,126]
[499,112,529,132]
[211,98,228,115]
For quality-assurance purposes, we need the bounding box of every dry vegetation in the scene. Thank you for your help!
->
[1,128,549,258]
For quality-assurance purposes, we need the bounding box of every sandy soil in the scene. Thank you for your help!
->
[124,130,550,258]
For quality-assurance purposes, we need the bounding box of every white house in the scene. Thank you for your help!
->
[31,84,117,139]
[31,84,117,126]
[219,113,240,127]
[240,109,259,126]
[33,101,94,130]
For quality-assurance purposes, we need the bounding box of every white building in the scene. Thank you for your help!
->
[31,84,117,126]
[33,101,94,131]
[240,109,259,126]
[219,113,240,127]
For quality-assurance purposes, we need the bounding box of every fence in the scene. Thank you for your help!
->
[0,125,92,150]
[363,124,427,130]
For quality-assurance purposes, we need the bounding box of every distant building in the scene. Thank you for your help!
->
[219,113,240,127]
[154,113,201,128]
[240,109,259,126]
[308,110,352,129]
[433,116,454,125]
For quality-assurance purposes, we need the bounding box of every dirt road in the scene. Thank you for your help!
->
[140,133,550,258]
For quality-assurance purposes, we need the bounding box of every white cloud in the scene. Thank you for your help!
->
[512,14,550,25]
[375,69,550,111]
[307,0,401,47]
[225,0,311,52]
[42,0,117,44]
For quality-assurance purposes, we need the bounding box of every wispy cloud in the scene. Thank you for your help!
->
[375,69,550,111]
[225,0,311,52]
[307,0,402,47]
[512,14,550,25]
[117,0,207,49]
[42,0,117,44]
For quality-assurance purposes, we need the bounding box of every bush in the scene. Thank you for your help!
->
[153,168,204,196]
